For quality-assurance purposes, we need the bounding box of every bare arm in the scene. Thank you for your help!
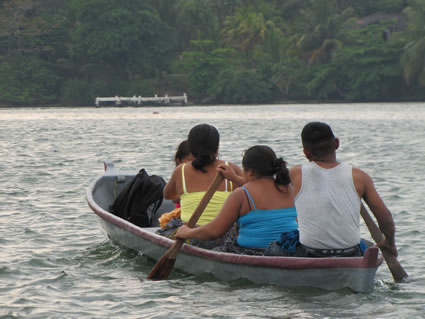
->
[355,168,397,255]
[163,165,181,201]
[289,165,302,196]
[217,162,245,187]
[175,188,243,240]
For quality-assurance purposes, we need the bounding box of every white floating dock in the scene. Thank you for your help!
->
[95,93,188,106]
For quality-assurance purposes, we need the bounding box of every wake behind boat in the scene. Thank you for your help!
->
[86,161,383,292]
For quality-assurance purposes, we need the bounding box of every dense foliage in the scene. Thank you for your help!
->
[0,0,424,106]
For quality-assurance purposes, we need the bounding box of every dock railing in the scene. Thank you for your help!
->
[95,93,188,106]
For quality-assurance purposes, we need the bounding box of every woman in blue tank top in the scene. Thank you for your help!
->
[176,145,298,252]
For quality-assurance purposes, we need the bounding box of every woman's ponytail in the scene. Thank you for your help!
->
[191,152,216,173]
[242,145,290,191]
[273,157,290,187]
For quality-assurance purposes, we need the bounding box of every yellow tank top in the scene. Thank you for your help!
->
[180,163,233,226]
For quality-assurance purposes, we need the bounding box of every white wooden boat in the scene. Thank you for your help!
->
[87,161,383,292]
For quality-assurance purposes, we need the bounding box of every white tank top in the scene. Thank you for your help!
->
[295,161,361,249]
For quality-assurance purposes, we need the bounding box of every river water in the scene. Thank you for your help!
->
[0,103,424,318]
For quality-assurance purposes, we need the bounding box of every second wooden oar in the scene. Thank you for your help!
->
[147,172,225,280]
[360,204,408,282]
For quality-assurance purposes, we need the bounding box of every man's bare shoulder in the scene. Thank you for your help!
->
[290,164,302,174]
[352,166,372,181]
[289,165,302,193]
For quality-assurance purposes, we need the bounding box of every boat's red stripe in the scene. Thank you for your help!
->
[88,197,383,270]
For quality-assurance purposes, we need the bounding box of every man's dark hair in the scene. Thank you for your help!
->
[301,122,336,157]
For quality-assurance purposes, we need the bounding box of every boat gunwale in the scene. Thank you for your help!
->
[87,174,384,271]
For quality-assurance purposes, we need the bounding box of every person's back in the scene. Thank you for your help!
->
[236,178,297,249]
[164,124,242,226]
[179,159,235,225]
[295,161,360,249]
[290,121,397,257]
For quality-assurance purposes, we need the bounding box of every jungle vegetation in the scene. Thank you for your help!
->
[0,0,424,106]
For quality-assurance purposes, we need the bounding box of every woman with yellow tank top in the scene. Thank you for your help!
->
[163,124,244,227]
[180,161,234,225]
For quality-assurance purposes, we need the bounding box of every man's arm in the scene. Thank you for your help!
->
[289,165,302,196]
[354,168,397,256]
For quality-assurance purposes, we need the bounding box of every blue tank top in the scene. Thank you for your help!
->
[237,187,298,249]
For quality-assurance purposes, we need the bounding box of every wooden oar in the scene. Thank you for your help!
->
[147,172,225,280]
[360,204,408,282]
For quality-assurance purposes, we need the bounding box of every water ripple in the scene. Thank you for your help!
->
[1,104,424,318]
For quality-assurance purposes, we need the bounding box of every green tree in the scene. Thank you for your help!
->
[271,57,310,100]
[351,0,406,15]
[0,0,69,105]
[0,0,40,56]
[295,0,355,64]
[179,40,236,100]
[0,55,59,105]
[222,1,284,63]
[307,25,405,101]
[175,0,220,50]
[400,0,425,88]
[0,0,421,105]
[208,68,272,104]
[70,0,170,74]
[66,0,172,104]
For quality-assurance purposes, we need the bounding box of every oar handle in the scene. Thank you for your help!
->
[167,172,225,260]
[147,172,225,280]
[360,204,385,243]
[360,204,408,282]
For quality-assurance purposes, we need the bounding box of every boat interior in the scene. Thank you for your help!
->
[92,173,175,227]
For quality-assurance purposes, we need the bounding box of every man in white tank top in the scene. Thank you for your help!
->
[290,122,398,257]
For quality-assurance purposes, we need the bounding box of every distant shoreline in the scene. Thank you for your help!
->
[0,99,423,108]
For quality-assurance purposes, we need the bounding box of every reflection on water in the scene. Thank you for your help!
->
[0,103,424,318]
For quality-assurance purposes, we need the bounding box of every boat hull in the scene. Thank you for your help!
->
[87,162,383,292]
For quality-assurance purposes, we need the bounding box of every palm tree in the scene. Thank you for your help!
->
[400,0,425,87]
[222,1,284,62]
[295,0,355,64]
[175,0,219,49]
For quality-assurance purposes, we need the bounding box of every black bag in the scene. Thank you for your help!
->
[110,169,166,227]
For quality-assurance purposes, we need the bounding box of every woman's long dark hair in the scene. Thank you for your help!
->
[242,145,290,190]
[188,124,219,173]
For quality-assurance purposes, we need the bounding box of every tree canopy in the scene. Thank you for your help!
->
[0,0,423,106]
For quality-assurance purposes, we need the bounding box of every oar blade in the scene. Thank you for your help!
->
[147,239,184,280]
[147,255,176,280]
[360,204,408,282]
[384,252,408,282]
